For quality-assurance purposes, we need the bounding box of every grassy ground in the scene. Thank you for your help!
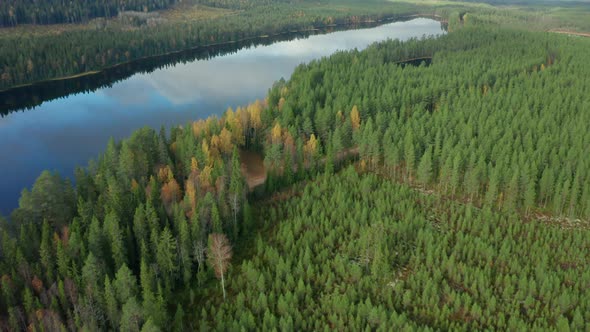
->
[399,0,590,32]
[159,3,237,21]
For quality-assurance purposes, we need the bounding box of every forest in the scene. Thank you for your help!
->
[0,26,352,116]
[0,0,422,91]
[1,0,590,330]
[0,0,180,26]
[2,0,589,92]
[1,9,590,328]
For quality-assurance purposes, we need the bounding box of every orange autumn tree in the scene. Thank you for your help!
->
[161,167,181,213]
[283,131,296,160]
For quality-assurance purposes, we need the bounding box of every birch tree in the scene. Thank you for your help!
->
[207,233,232,300]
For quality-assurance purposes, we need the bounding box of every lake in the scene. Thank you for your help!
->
[0,18,444,215]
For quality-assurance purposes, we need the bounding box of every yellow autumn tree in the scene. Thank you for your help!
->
[191,157,199,173]
[200,165,213,189]
[280,86,289,97]
[131,179,139,192]
[225,107,234,120]
[193,120,206,138]
[225,114,244,146]
[209,136,222,162]
[271,122,282,146]
[185,180,197,212]
[278,97,286,111]
[236,106,250,134]
[304,134,319,164]
[158,165,173,183]
[248,102,262,131]
[219,128,233,155]
[351,105,361,131]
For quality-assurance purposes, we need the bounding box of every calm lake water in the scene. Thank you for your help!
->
[0,18,443,215]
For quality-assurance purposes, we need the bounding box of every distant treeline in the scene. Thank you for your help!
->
[0,22,386,116]
[0,2,419,91]
[0,0,179,26]
[452,0,589,5]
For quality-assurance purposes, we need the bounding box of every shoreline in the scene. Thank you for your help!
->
[0,14,441,93]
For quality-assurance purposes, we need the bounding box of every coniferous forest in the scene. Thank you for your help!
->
[1,0,590,331]
[0,0,180,26]
[2,0,589,92]
[0,1,419,91]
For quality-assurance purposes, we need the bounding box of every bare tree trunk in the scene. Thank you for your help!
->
[208,233,232,302]
[221,272,226,301]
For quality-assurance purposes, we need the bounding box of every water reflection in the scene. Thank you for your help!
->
[0,18,444,215]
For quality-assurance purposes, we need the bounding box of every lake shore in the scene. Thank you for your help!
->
[0,14,440,94]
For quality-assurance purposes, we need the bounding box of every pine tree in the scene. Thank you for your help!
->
[404,131,415,182]
[120,297,144,332]
[56,240,69,279]
[211,203,222,234]
[104,276,120,328]
[140,319,161,332]
[229,148,243,240]
[450,153,462,198]
[156,227,177,291]
[178,216,192,286]
[523,178,536,217]
[39,220,55,283]
[114,264,138,305]
[172,304,185,332]
[538,167,554,208]
[485,166,501,208]
[417,147,433,187]
[325,143,335,175]
[104,210,127,270]
[82,252,102,296]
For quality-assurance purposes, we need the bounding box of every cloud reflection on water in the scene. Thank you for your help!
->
[0,18,443,215]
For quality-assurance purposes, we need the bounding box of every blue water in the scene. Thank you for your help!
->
[0,18,443,215]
